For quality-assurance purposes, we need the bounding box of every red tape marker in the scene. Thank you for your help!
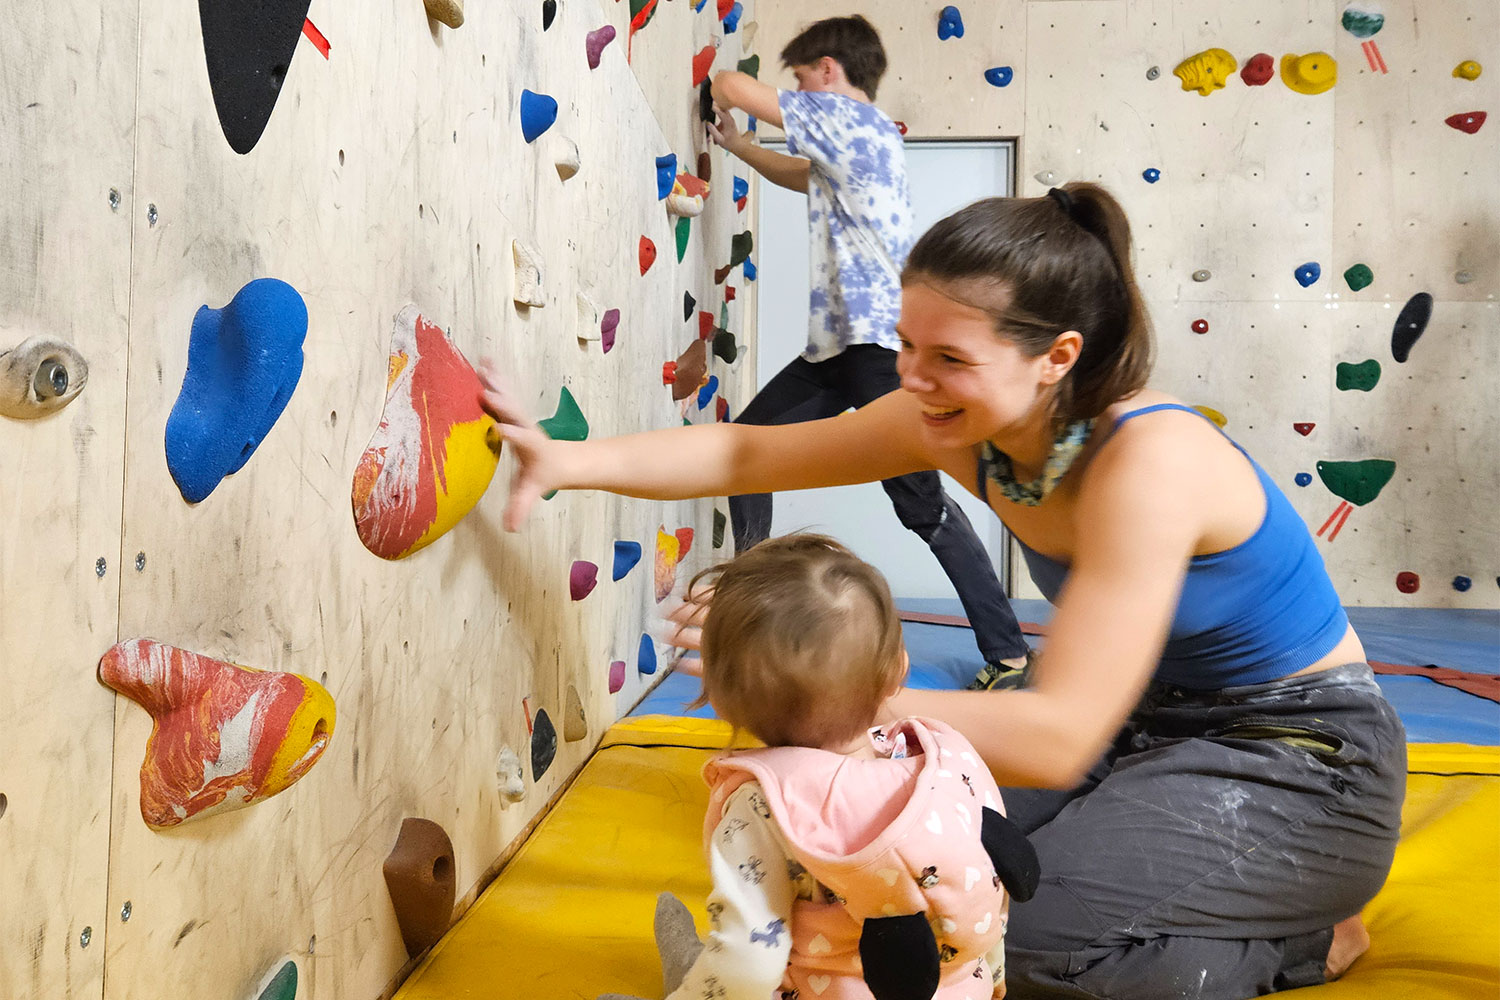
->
[302,17,330,59]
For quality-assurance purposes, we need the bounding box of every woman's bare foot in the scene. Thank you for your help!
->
[1325,914,1370,980]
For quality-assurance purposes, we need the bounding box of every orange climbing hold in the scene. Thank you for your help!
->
[639,236,657,275]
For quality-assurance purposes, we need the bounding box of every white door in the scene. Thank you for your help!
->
[753,142,1015,599]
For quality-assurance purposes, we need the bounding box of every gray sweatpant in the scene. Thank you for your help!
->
[1000,663,1407,999]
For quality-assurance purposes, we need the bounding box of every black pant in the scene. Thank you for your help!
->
[729,344,1029,663]
[1000,663,1407,999]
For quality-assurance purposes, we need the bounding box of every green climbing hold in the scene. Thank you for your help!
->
[713,508,726,548]
[1335,359,1381,392]
[256,962,298,1000]
[630,0,658,28]
[738,54,760,78]
[675,217,691,263]
[1340,7,1384,39]
[539,387,589,441]
[1316,459,1396,506]
[729,231,753,267]
[1343,263,1373,292]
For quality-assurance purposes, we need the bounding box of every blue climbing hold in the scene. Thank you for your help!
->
[723,1,742,32]
[1294,472,1313,487]
[655,154,676,200]
[693,0,707,10]
[732,176,748,201]
[1452,575,1472,592]
[938,6,964,40]
[697,375,719,410]
[638,633,657,675]
[743,258,757,281]
[1294,262,1321,288]
[984,66,1013,87]
[613,540,643,581]
[1143,168,1161,183]
[746,115,757,133]
[520,89,558,143]
[165,278,307,504]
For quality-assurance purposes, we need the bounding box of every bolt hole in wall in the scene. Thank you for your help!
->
[756,141,1016,599]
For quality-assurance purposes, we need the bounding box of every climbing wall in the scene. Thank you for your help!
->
[0,0,756,998]
[755,0,1498,608]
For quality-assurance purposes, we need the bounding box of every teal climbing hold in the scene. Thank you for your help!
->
[1335,359,1381,392]
[539,387,588,441]
[1341,4,1384,38]
[255,961,298,1000]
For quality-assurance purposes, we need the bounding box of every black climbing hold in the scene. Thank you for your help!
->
[699,80,715,124]
[859,914,940,1000]
[198,0,314,155]
[683,291,696,322]
[1390,292,1433,363]
[981,807,1040,901]
[531,708,557,778]
[712,328,737,364]
[542,0,557,30]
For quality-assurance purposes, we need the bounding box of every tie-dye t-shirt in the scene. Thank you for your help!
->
[779,90,914,362]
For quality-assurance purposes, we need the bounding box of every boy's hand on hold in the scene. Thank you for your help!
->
[476,360,558,532]
[706,108,746,154]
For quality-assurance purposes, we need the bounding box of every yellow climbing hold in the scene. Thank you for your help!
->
[1174,48,1237,95]
[1192,405,1228,429]
[1280,52,1337,94]
[1453,60,1482,81]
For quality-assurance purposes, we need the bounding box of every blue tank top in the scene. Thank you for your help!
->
[982,404,1350,689]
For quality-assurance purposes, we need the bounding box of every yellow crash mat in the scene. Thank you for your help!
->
[395,721,1499,999]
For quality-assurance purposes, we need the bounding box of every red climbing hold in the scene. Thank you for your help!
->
[1191,318,1209,334]
[692,45,716,87]
[1395,571,1421,594]
[716,396,729,422]
[661,361,678,385]
[698,311,715,339]
[894,121,909,136]
[639,236,656,275]
[676,527,695,556]
[1293,422,1315,436]
[725,286,736,301]
[1240,53,1274,86]
[1445,111,1486,134]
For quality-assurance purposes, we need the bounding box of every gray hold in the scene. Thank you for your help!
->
[1146,65,1161,80]
[1191,269,1212,283]
[496,745,526,804]
[0,335,89,419]
[1454,270,1474,285]
[1033,170,1057,186]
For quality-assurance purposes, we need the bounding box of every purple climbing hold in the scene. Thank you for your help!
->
[1391,292,1433,363]
[984,66,1013,87]
[1294,262,1321,287]
[601,308,620,354]
[585,25,616,69]
[1143,168,1161,183]
[569,560,599,600]
[937,5,964,40]
[520,90,558,143]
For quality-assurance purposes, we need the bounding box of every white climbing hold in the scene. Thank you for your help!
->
[1033,170,1057,185]
[554,137,580,181]
[496,746,526,803]
[512,239,546,308]
[576,290,602,340]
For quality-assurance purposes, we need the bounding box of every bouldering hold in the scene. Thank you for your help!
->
[655,527,681,602]
[894,121,908,136]
[738,54,760,78]
[984,67,1013,87]
[570,560,599,600]
[725,286,737,301]
[714,264,732,285]
[1444,111,1486,134]
[1240,52,1274,86]
[1293,422,1315,436]
[739,19,757,47]
[352,306,498,560]
[733,176,748,203]
[639,633,658,675]
[495,745,525,803]
[613,540,642,580]
[564,684,587,742]
[716,396,729,422]
[683,291,696,322]
[586,24,616,68]
[1316,459,1396,505]
[0,335,88,419]
[541,0,557,30]
[627,0,660,61]
[383,818,455,957]
[1395,571,1420,594]
[743,258,757,281]
[712,328,738,363]
[937,6,964,40]
[1191,269,1212,282]
[575,291,600,341]
[539,387,588,441]
[1391,292,1433,363]
[1453,575,1472,592]
[1174,48,1236,95]
[699,79,715,124]
[1343,263,1373,291]
[723,1,743,32]
[1033,170,1056,185]
[655,154,677,200]
[730,231,753,266]
[663,340,709,400]
[1340,4,1384,38]
[167,278,306,504]
[424,0,463,28]
[512,240,546,307]
[98,638,334,830]
[1191,318,1209,334]
[676,527,695,556]
[1455,270,1474,285]
[520,90,558,143]
[1146,66,1160,81]
[251,959,298,1000]
[1192,405,1227,428]
[608,660,626,694]
[1453,60,1482,81]
[1336,359,1381,392]
[554,136,581,180]
[198,0,313,154]
[698,311,716,339]
[713,508,727,549]
[697,375,719,410]
[1294,262,1322,287]
[1294,472,1313,487]
[1142,168,1161,183]
[692,45,716,87]
[668,173,710,217]
[639,236,657,275]
[1280,53,1337,95]
[697,151,712,183]
[527,700,557,778]
[601,308,620,353]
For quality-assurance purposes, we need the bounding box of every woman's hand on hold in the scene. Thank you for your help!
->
[477,361,559,531]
